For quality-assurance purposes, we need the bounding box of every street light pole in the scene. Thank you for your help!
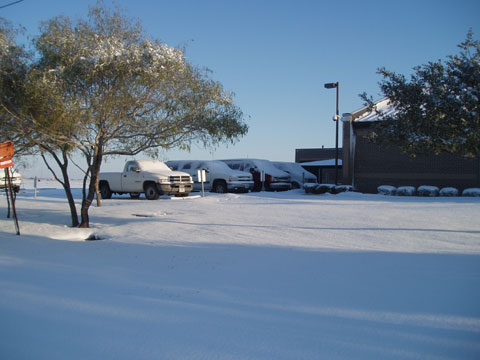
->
[324,81,339,185]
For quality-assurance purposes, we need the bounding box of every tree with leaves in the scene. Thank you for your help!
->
[1,2,248,228]
[362,30,479,158]
[1,18,82,227]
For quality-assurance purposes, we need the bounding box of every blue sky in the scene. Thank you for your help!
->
[2,0,479,175]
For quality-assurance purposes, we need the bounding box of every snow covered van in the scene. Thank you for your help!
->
[167,160,254,193]
[272,162,317,189]
[222,159,291,192]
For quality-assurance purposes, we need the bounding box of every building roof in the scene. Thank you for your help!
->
[341,97,397,123]
[300,159,343,166]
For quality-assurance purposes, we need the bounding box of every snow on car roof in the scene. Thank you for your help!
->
[224,159,289,176]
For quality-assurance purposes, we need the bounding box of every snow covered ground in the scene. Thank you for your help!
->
[1,179,480,360]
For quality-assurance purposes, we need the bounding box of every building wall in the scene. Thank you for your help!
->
[301,165,339,184]
[295,148,343,163]
[351,124,480,193]
[295,147,344,183]
[342,121,353,186]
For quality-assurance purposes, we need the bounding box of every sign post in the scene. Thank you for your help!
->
[0,141,20,235]
[34,176,38,200]
[260,170,265,191]
[197,169,206,197]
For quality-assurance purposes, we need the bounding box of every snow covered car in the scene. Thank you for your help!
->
[99,160,193,200]
[167,160,254,193]
[222,159,291,192]
[272,161,317,189]
[0,168,22,193]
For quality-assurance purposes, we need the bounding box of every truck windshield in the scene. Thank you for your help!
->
[138,161,171,172]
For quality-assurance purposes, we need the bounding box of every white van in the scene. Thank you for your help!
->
[222,159,291,192]
[272,162,317,189]
[166,160,254,193]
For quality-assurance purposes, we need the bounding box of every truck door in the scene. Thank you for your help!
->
[121,162,144,192]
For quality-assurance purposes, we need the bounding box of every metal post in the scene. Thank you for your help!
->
[4,169,11,218]
[324,81,340,185]
[335,82,339,185]
[198,169,205,197]
[34,176,38,200]
[5,169,20,235]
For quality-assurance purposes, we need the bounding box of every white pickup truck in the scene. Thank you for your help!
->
[0,168,22,193]
[99,160,193,200]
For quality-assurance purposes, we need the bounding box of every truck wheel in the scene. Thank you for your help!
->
[130,192,140,199]
[212,180,227,193]
[144,183,160,200]
[99,182,112,199]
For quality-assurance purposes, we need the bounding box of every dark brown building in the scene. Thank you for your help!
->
[342,98,480,193]
[295,147,343,184]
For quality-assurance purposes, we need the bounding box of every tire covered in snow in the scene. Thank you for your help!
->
[144,183,160,200]
[99,181,112,199]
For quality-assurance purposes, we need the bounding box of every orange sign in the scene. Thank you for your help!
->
[0,156,13,169]
[0,141,14,157]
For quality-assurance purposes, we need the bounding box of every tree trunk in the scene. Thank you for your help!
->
[79,148,103,228]
[41,151,79,227]
[96,178,102,207]
[61,167,79,228]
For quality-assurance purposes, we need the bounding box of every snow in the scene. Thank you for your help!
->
[378,185,397,195]
[396,186,416,196]
[417,185,440,197]
[1,179,480,359]
[462,188,480,197]
[136,160,172,172]
[223,159,290,178]
[272,162,317,182]
[354,98,398,122]
[440,187,460,197]
[300,158,342,166]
